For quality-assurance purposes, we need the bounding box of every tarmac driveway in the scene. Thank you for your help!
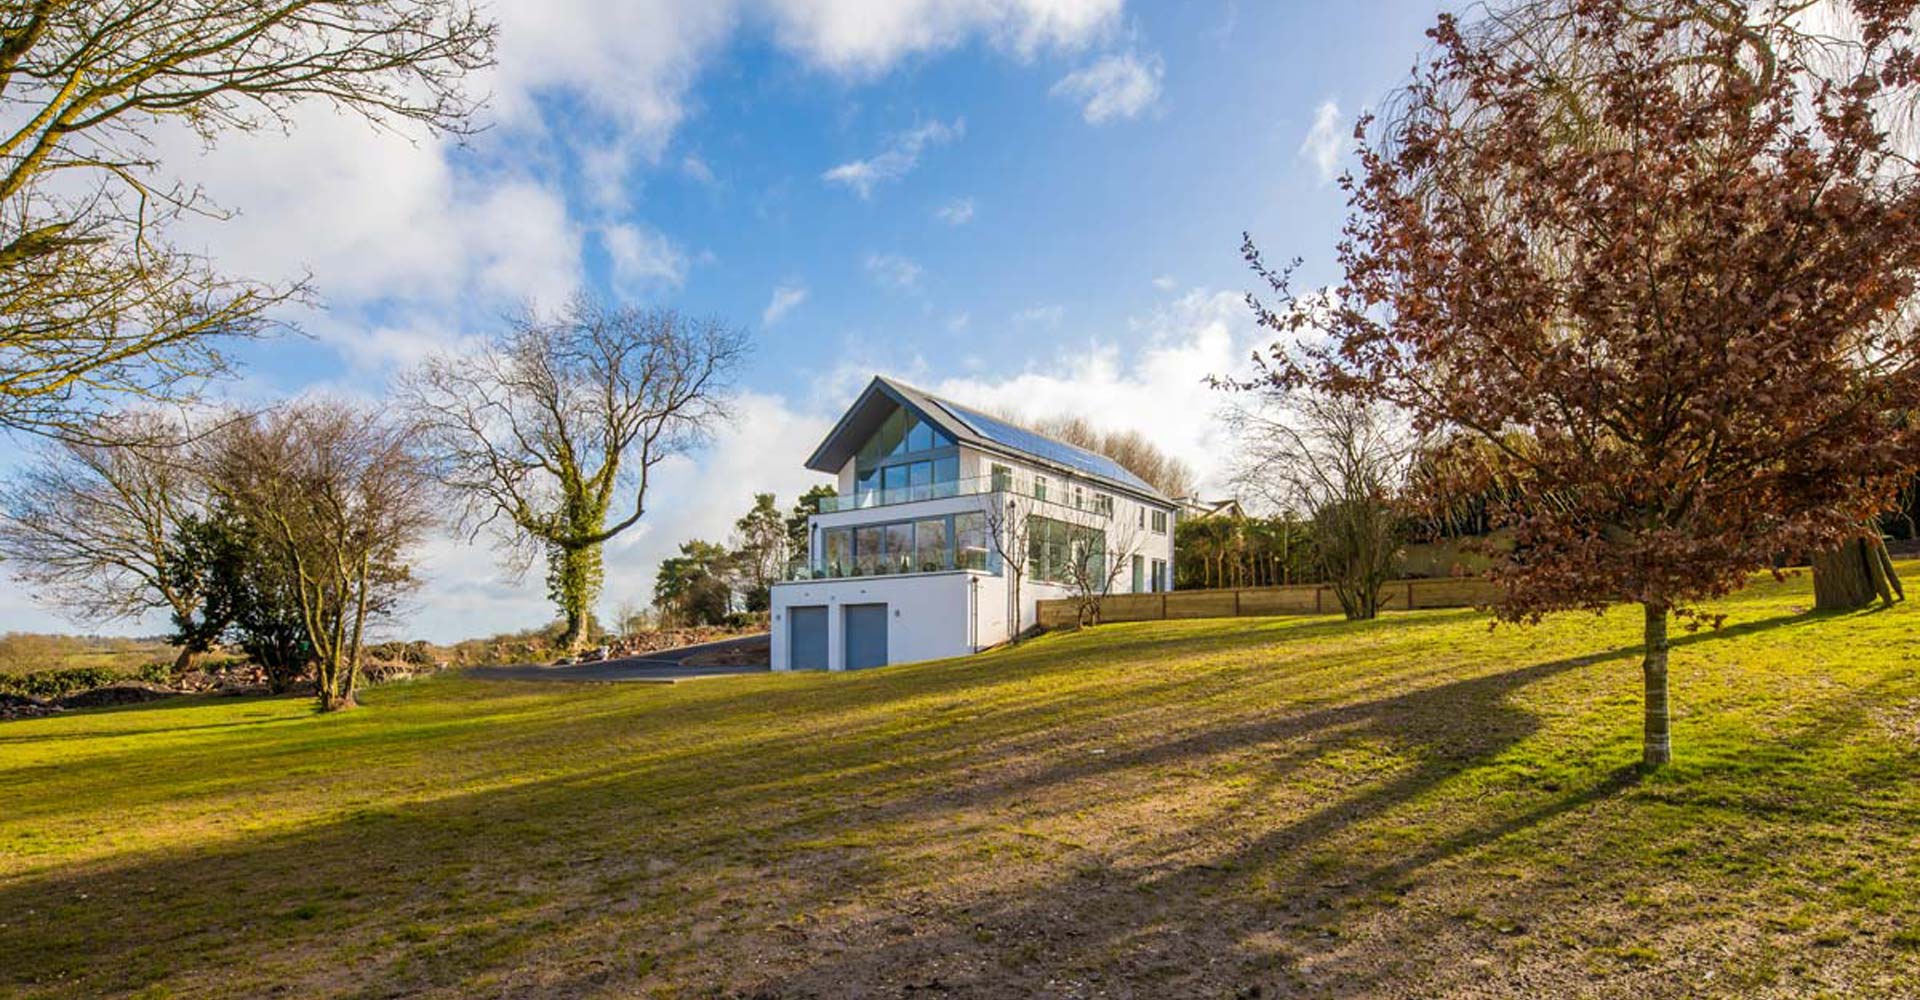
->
[464,633,770,683]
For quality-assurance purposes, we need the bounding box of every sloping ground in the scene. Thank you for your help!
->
[2,567,1917,998]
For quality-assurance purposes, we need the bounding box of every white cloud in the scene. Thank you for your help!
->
[313,313,477,374]
[933,289,1263,491]
[763,0,1123,75]
[158,109,583,312]
[1014,303,1065,326]
[1051,51,1164,123]
[935,196,976,224]
[823,118,964,198]
[763,283,809,326]
[681,153,717,185]
[1152,274,1177,291]
[600,223,690,289]
[487,1,739,158]
[865,252,924,290]
[1300,99,1343,184]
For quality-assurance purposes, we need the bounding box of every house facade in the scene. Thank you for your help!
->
[770,376,1179,671]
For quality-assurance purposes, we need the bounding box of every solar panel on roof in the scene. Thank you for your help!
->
[932,398,1161,495]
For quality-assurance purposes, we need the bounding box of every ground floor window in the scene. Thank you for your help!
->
[915,517,948,573]
[854,525,883,576]
[1026,516,1105,584]
[955,511,990,571]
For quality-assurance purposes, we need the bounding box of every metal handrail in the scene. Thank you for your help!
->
[817,473,1115,516]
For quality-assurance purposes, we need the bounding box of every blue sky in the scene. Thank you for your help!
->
[2,0,1453,641]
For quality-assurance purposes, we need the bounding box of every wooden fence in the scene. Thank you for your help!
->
[1035,576,1502,628]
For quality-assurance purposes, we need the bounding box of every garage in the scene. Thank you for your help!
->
[788,605,828,670]
[843,603,889,670]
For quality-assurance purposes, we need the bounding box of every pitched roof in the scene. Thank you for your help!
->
[805,375,1170,503]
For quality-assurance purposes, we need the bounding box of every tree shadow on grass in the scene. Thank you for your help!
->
[725,612,1818,996]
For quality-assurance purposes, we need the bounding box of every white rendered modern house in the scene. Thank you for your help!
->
[770,375,1178,671]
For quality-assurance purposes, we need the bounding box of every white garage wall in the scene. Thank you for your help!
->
[771,570,1006,671]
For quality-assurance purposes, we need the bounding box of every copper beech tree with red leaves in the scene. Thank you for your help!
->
[1243,0,1920,767]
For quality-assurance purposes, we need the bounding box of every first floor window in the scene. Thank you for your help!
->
[1150,510,1169,534]
[882,464,910,503]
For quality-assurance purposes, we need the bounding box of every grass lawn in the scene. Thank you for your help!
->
[4,567,1919,998]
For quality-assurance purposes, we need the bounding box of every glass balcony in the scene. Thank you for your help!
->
[816,472,1102,514]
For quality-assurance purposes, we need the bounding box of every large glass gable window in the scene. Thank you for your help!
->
[854,405,959,507]
[857,406,952,465]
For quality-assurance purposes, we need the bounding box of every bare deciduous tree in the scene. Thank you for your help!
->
[0,1,495,439]
[209,401,438,711]
[982,494,1039,643]
[996,411,1197,499]
[1228,391,1414,620]
[0,410,215,668]
[400,299,749,649]
[1059,517,1143,627]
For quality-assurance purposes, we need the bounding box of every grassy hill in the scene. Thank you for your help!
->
[3,567,1917,997]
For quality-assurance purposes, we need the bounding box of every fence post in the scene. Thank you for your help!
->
[1234,590,1243,617]
[1408,581,1416,609]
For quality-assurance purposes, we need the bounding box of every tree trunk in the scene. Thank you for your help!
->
[552,542,602,649]
[1641,602,1671,769]
[1007,569,1023,643]
[1812,535,1903,610]
[172,645,196,675]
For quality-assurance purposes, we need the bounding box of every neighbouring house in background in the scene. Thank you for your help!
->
[1176,496,1245,521]
[770,375,1178,671]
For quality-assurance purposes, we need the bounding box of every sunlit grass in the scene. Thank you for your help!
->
[2,566,1917,997]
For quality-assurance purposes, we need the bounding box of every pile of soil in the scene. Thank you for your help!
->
[55,683,180,709]
[362,658,441,684]
[606,626,762,659]
[173,663,275,694]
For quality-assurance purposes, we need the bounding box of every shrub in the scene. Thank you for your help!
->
[0,666,124,700]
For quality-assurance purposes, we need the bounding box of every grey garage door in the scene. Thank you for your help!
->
[789,605,828,670]
[843,603,889,670]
